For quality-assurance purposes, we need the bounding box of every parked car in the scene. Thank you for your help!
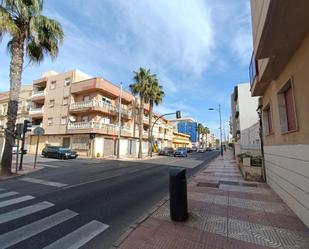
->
[205,147,212,151]
[158,147,174,156]
[197,147,205,153]
[42,146,78,159]
[191,147,198,152]
[174,147,188,157]
[187,147,193,153]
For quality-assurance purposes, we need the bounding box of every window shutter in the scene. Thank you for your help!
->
[284,86,296,131]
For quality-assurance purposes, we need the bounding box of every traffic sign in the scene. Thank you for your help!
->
[34,127,45,136]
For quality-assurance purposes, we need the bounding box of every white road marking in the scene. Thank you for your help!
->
[36,164,60,168]
[20,177,68,187]
[43,220,109,249]
[0,195,34,208]
[0,209,78,249]
[0,201,54,224]
[0,192,18,199]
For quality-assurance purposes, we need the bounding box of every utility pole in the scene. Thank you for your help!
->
[219,104,223,156]
[117,83,122,159]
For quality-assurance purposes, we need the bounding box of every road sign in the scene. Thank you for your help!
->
[34,127,45,136]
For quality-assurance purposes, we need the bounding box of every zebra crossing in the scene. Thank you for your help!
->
[0,187,109,249]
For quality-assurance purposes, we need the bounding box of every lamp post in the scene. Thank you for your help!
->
[209,105,223,156]
[117,83,123,159]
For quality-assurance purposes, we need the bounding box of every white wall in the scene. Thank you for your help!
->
[238,83,259,130]
[240,122,261,150]
[265,144,309,227]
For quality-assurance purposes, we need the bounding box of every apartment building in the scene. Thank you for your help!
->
[172,131,191,149]
[27,70,173,158]
[0,85,32,160]
[249,0,309,226]
[231,83,260,155]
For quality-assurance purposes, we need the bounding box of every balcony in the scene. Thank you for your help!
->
[69,100,117,116]
[29,106,44,117]
[31,89,46,103]
[143,116,150,125]
[67,121,132,136]
[71,78,134,103]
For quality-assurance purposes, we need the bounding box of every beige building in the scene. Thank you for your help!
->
[0,85,32,159]
[250,0,309,227]
[26,70,173,158]
[172,131,191,149]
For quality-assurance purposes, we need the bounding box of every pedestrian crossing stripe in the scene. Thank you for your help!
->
[0,192,109,249]
[20,177,68,187]
[0,191,18,199]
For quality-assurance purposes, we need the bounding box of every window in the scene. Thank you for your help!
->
[47,118,53,126]
[81,116,89,122]
[63,97,69,106]
[100,117,110,124]
[277,79,297,133]
[102,96,111,105]
[263,104,273,135]
[64,77,71,86]
[50,81,56,89]
[61,116,67,125]
[83,96,90,102]
[49,99,55,108]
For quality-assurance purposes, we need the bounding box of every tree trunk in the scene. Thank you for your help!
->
[1,38,25,176]
[148,102,153,156]
[138,95,144,158]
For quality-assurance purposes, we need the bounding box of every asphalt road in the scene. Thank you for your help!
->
[0,151,219,249]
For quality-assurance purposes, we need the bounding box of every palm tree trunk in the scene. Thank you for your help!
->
[1,38,24,176]
[138,95,144,158]
[148,102,153,156]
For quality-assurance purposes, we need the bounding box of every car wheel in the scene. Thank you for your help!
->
[186,154,188,157]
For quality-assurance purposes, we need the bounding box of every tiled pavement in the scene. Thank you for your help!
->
[117,151,309,249]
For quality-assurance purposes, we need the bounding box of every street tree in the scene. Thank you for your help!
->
[0,0,63,175]
[130,68,152,158]
[197,123,204,147]
[145,74,164,156]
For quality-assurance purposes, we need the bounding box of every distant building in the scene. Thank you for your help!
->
[231,83,260,155]
[177,122,198,146]
[172,131,191,149]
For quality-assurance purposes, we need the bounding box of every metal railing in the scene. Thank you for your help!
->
[31,89,46,98]
[29,106,44,115]
[249,52,258,87]
[69,100,116,112]
[68,121,131,133]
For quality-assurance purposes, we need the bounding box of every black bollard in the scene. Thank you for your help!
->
[169,167,188,221]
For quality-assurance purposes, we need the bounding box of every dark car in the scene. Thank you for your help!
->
[42,146,78,159]
[159,147,174,156]
[187,147,193,153]
[174,147,188,157]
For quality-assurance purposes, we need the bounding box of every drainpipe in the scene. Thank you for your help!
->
[257,102,266,182]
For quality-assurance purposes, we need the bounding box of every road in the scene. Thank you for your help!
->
[0,151,219,249]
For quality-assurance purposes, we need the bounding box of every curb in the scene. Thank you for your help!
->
[111,197,169,249]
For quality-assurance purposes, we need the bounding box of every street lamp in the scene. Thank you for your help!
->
[209,104,223,156]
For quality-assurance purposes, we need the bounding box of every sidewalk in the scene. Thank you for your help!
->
[115,151,309,249]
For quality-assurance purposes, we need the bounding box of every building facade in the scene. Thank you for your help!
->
[249,0,309,227]
[177,122,198,146]
[172,131,191,149]
[26,70,172,158]
[231,83,260,155]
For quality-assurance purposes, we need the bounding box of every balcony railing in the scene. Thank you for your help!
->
[29,106,44,115]
[249,52,258,88]
[68,121,131,133]
[70,100,116,112]
[31,89,46,98]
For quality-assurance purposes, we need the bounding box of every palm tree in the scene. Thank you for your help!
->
[145,74,164,156]
[130,68,151,158]
[203,126,210,148]
[197,123,204,147]
[0,0,64,175]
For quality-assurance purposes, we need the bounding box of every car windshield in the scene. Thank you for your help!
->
[177,148,185,151]
[59,148,71,152]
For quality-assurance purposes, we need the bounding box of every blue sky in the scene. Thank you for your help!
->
[0,0,253,138]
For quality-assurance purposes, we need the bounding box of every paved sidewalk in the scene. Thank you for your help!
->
[116,151,309,249]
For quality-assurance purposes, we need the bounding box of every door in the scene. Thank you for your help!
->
[63,137,70,148]
[103,138,114,156]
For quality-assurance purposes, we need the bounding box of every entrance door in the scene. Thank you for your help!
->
[63,137,70,148]
[103,138,114,156]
